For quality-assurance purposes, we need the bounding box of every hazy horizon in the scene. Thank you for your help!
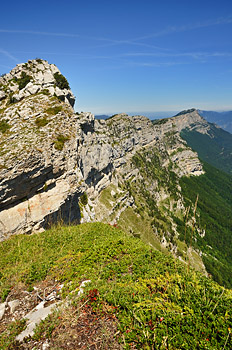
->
[93,109,232,120]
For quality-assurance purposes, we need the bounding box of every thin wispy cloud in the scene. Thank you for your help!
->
[125,61,191,68]
[85,39,171,51]
[0,63,12,70]
[11,50,232,61]
[0,29,86,39]
[0,49,18,62]
[0,29,169,52]
[0,29,141,46]
[1,17,231,73]
[1,15,231,51]
[119,51,232,60]
[132,16,232,41]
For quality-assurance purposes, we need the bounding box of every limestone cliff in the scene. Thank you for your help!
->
[0,60,204,257]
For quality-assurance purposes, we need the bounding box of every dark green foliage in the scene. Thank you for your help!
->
[132,149,179,199]
[174,108,196,117]
[33,313,59,340]
[0,223,231,349]
[181,125,232,174]
[45,105,62,115]
[180,162,232,288]
[1,285,11,301]
[8,93,17,104]
[35,58,43,64]
[0,119,11,133]
[35,116,49,128]
[80,192,88,206]
[17,71,32,90]
[54,72,70,89]
[0,319,26,350]
[152,117,169,125]
[54,134,70,150]
[40,89,50,95]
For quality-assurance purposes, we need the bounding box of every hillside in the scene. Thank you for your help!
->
[0,62,231,283]
[180,162,232,288]
[198,109,232,134]
[180,120,232,175]
[1,60,232,348]
[0,223,231,349]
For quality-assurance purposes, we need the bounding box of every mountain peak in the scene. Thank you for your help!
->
[174,108,197,117]
[170,108,210,133]
[0,58,75,108]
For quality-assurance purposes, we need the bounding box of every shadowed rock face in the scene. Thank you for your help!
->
[0,61,206,241]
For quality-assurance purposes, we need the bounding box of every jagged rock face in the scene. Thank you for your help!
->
[0,98,81,238]
[0,109,204,240]
[0,61,78,239]
[0,59,75,107]
[0,61,206,241]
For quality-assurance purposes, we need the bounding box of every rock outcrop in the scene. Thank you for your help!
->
[0,60,206,242]
[0,59,75,107]
[153,108,211,135]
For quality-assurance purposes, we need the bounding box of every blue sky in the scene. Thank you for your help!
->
[0,0,232,115]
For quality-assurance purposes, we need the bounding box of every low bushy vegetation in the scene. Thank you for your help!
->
[79,192,88,206]
[45,105,62,115]
[35,116,49,128]
[54,134,70,150]
[35,58,43,64]
[0,223,231,349]
[152,118,169,125]
[17,71,32,90]
[0,119,11,133]
[0,319,26,349]
[54,72,70,90]
[174,109,196,117]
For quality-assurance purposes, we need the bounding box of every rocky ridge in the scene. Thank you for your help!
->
[0,60,204,247]
[0,59,75,107]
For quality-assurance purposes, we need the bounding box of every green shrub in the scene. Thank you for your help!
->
[54,72,70,89]
[33,313,59,341]
[80,192,88,206]
[8,93,17,104]
[0,119,11,133]
[35,58,43,64]
[45,105,62,115]
[1,286,11,301]
[17,71,32,90]
[54,134,70,150]
[40,89,50,96]
[0,319,26,350]
[35,116,49,128]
